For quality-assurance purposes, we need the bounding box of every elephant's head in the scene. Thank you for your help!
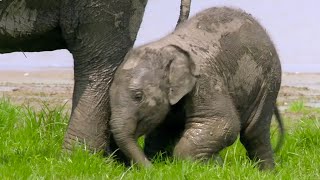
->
[109,44,199,167]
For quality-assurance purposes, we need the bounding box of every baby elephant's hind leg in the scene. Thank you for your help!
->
[240,95,277,170]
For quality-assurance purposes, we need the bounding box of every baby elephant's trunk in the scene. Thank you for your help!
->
[110,115,152,167]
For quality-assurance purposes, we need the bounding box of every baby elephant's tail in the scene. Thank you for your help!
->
[273,105,285,153]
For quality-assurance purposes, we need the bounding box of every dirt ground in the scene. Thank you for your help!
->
[1,68,320,112]
[279,73,320,109]
[0,68,74,109]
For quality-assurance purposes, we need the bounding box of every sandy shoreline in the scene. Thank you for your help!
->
[0,68,74,108]
[0,68,320,110]
[0,68,73,85]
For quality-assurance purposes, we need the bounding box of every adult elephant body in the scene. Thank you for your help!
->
[109,7,283,169]
[0,0,149,152]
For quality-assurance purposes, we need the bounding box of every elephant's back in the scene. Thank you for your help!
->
[174,7,281,79]
[172,6,281,72]
[198,7,281,116]
[173,6,281,116]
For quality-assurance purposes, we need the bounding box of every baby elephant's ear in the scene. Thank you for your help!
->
[165,45,199,105]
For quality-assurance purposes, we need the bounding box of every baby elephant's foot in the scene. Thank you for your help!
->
[173,137,225,165]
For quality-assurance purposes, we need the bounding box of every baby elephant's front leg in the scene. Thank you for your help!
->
[173,103,240,161]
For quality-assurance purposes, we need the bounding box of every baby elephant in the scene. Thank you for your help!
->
[109,7,283,170]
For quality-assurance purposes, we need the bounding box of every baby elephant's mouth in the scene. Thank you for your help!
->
[135,119,157,140]
[134,120,145,139]
[134,131,143,140]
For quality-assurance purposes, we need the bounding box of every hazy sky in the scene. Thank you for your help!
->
[0,0,319,70]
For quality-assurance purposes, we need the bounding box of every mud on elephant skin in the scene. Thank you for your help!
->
[0,0,192,154]
[109,7,284,170]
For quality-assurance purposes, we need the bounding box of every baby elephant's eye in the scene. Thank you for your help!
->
[132,90,144,102]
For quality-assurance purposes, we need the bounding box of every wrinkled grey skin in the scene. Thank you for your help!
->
[109,7,283,169]
[0,0,191,156]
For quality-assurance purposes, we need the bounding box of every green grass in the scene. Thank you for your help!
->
[0,98,319,179]
[289,100,306,113]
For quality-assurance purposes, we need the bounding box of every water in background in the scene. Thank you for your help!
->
[0,50,319,73]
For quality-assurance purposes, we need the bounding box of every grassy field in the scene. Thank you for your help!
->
[0,98,319,179]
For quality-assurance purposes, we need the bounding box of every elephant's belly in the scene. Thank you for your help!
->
[231,80,267,126]
[0,0,65,52]
[0,27,67,53]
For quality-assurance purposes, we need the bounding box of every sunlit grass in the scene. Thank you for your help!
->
[289,100,305,112]
[0,98,319,179]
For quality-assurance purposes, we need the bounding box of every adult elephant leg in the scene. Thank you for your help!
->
[61,0,147,152]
